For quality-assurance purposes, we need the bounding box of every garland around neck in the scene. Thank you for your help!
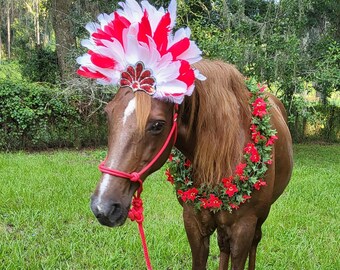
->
[165,79,278,213]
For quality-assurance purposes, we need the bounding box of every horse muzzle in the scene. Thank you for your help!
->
[90,196,129,227]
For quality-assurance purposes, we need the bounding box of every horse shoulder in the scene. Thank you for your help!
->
[267,94,293,203]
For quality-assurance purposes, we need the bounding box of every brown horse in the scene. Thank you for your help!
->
[90,59,293,270]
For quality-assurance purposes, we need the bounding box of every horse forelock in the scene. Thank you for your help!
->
[184,60,252,185]
[135,91,152,136]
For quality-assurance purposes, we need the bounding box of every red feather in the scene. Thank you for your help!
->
[138,10,152,45]
[153,12,171,56]
[92,29,112,46]
[168,38,190,60]
[77,67,107,80]
[90,53,116,69]
[177,60,195,87]
[106,12,131,44]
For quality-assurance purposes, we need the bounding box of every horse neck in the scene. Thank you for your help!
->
[175,93,250,186]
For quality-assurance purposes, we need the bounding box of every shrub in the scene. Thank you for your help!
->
[0,79,109,151]
[18,45,60,84]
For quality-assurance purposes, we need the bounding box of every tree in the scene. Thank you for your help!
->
[50,0,76,81]
[6,0,11,58]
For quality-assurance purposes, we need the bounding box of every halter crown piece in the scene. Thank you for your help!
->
[77,0,206,104]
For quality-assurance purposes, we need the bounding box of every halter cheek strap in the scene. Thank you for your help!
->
[97,104,178,270]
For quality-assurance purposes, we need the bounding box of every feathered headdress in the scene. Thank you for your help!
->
[77,0,206,104]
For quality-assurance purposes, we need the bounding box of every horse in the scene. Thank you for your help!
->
[90,59,293,270]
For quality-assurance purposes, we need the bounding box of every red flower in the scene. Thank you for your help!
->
[235,163,247,176]
[225,183,239,197]
[250,124,265,144]
[207,194,222,208]
[186,188,198,201]
[250,124,257,133]
[178,188,198,202]
[235,163,247,181]
[244,143,260,163]
[222,176,233,187]
[242,194,251,202]
[266,159,273,165]
[165,168,174,184]
[252,130,266,144]
[244,143,254,154]
[200,194,222,209]
[177,190,186,201]
[265,135,278,146]
[229,203,239,210]
[168,154,174,162]
[184,159,191,168]
[250,150,260,163]
[200,198,209,209]
[257,83,266,92]
[252,97,267,118]
[253,179,267,190]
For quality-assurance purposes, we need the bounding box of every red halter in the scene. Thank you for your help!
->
[98,104,179,270]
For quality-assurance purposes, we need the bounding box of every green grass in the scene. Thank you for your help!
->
[0,145,339,269]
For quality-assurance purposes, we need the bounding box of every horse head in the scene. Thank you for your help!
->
[90,88,175,227]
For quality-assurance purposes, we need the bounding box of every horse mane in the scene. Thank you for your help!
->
[182,60,251,185]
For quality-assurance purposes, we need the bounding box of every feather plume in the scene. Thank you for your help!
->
[77,0,206,104]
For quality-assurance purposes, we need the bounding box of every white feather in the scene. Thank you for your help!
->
[195,69,207,81]
[176,41,203,64]
[85,22,100,34]
[97,13,114,28]
[80,39,94,50]
[100,39,127,69]
[154,57,180,83]
[168,0,177,28]
[141,1,169,33]
[118,0,143,23]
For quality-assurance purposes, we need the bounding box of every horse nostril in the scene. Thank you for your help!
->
[109,203,122,218]
[95,211,103,219]
[93,202,122,218]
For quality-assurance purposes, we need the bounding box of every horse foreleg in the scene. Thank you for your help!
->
[217,228,230,270]
[229,217,257,270]
[248,226,262,270]
[183,205,215,270]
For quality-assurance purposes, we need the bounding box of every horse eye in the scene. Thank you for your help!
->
[148,121,165,134]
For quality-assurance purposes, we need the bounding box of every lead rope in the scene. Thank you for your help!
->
[128,193,152,270]
[98,106,178,270]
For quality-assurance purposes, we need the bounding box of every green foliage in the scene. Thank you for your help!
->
[312,104,340,142]
[0,78,108,150]
[18,45,60,84]
[286,95,340,142]
[313,40,340,103]
[173,0,339,143]
[0,61,22,81]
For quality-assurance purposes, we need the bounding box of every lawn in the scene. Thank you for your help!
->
[0,145,339,269]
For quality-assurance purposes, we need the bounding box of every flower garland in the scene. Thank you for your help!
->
[165,79,278,212]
